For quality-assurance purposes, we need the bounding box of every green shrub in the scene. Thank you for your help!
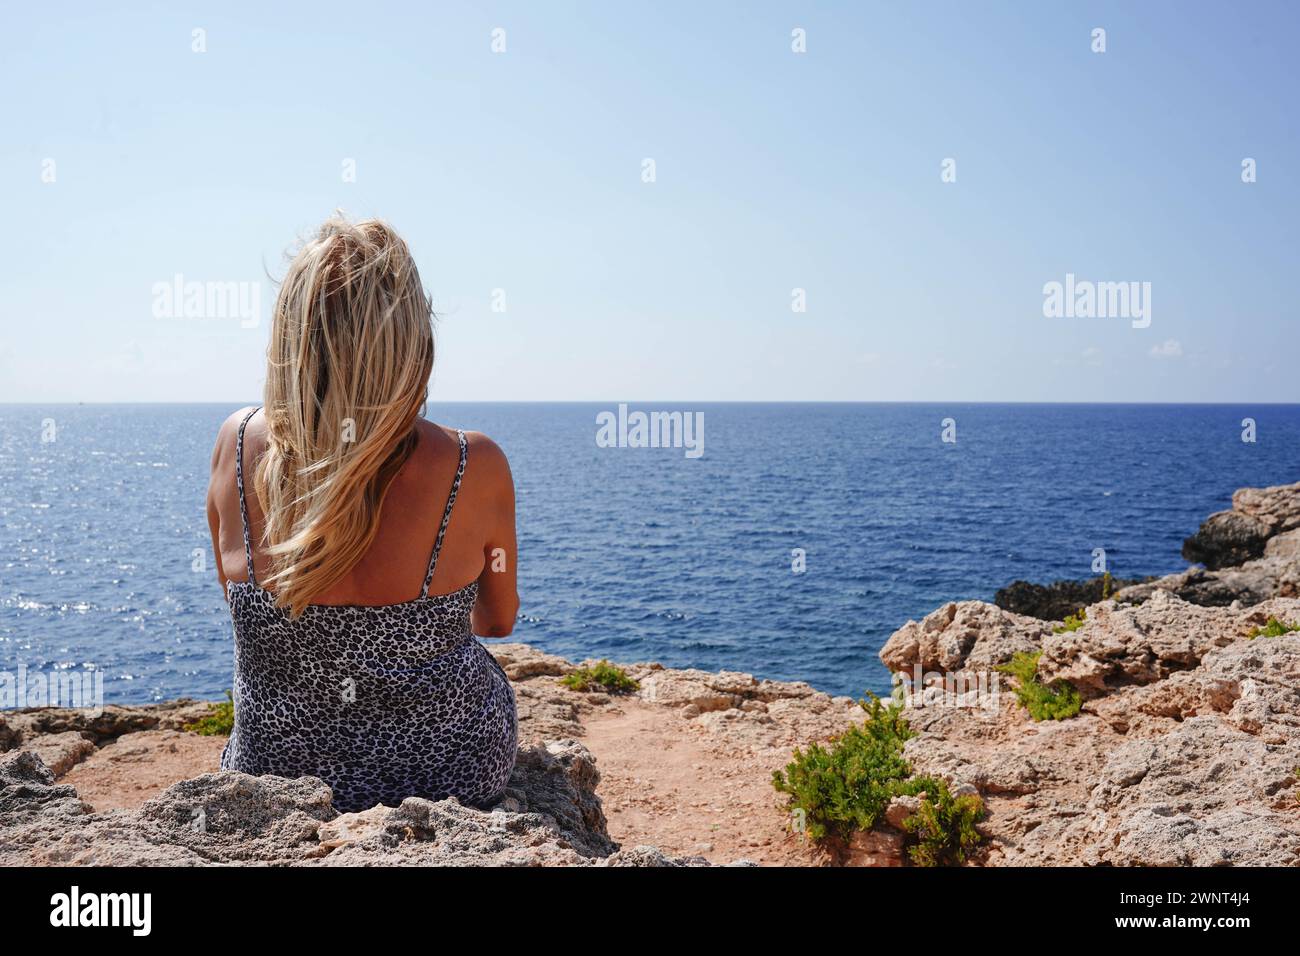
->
[1053,608,1088,633]
[772,695,985,865]
[771,695,913,841]
[184,691,234,736]
[559,660,639,693]
[996,651,1081,721]
[1249,617,1300,639]
[901,776,986,867]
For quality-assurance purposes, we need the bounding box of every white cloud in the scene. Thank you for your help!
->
[1149,339,1183,359]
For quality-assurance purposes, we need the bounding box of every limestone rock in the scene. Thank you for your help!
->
[17,731,96,777]
[0,739,710,867]
[1183,509,1274,569]
[1233,481,1300,535]
[632,664,819,712]
[836,828,907,866]
[1000,482,1300,611]
[489,643,571,682]
[1182,481,1300,569]
[1036,591,1240,696]
[879,600,1050,677]
[0,750,90,829]
[878,592,1300,866]
[994,576,1145,622]
[1074,715,1300,866]
[5,699,215,745]
[1116,530,1300,608]
[601,845,712,867]
[884,794,922,830]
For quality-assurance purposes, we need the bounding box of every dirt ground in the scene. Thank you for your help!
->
[60,705,824,866]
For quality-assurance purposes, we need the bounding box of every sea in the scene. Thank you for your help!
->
[2,403,1298,705]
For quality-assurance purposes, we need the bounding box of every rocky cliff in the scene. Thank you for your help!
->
[880,592,1300,864]
[996,481,1300,618]
[872,481,1300,865]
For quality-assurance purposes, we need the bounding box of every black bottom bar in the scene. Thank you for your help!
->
[0,864,1289,941]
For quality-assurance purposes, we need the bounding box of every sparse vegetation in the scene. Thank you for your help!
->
[901,776,986,866]
[771,695,912,841]
[996,651,1082,721]
[1249,617,1300,639]
[560,660,640,694]
[771,695,986,866]
[184,691,234,736]
[1053,607,1088,633]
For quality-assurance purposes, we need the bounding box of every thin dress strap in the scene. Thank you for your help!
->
[235,407,261,587]
[421,429,468,597]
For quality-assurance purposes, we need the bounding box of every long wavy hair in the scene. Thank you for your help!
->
[254,215,434,615]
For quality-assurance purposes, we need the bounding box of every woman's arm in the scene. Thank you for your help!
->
[468,433,520,637]
[205,409,252,599]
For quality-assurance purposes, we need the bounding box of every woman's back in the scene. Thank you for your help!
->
[209,410,518,615]
[204,216,520,812]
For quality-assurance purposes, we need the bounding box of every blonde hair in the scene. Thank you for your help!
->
[254,215,434,615]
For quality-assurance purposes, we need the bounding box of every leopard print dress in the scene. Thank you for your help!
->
[220,408,517,813]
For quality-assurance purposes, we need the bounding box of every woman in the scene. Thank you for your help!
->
[205,216,519,813]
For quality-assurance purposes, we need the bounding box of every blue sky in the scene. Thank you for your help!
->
[1,1,1296,402]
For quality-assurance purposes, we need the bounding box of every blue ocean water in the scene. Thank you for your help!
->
[2,403,1298,705]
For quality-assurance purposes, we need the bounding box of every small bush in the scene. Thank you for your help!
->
[1053,608,1088,633]
[772,695,986,865]
[560,660,639,694]
[901,776,986,867]
[997,650,1040,685]
[1249,617,1300,639]
[184,691,234,736]
[771,695,914,841]
[996,651,1081,721]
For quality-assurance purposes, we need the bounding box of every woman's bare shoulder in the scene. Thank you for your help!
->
[463,430,509,469]
[211,405,261,469]
[417,420,513,488]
